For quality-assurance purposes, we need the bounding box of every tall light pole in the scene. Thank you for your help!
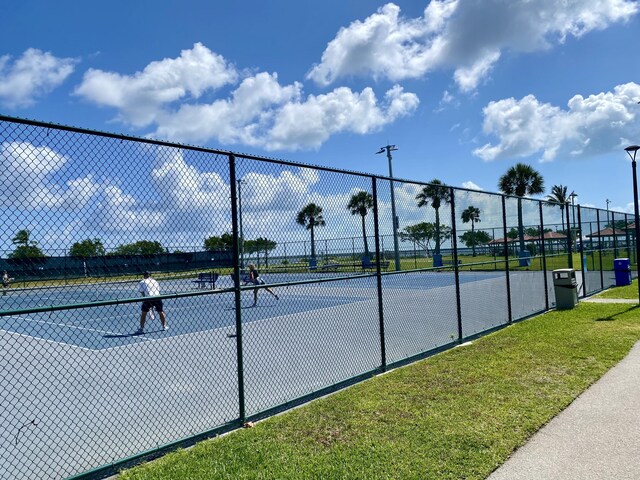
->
[376,145,401,271]
[569,191,578,246]
[237,178,246,269]
[569,191,578,227]
[625,145,640,303]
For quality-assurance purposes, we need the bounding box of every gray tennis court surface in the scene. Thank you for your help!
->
[0,270,560,479]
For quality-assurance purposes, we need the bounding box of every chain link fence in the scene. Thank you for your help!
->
[0,114,635,479]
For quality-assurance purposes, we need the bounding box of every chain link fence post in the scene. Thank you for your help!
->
[539,201,549,310]
[502,195,513,324]
[597,209,604,290]
[371,177,386,371]
[449,187,462,342]
[229,154,246,423]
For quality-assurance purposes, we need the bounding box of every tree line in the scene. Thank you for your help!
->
[6,163,614,263]
[4,229,279,263]
[296,163,586,261]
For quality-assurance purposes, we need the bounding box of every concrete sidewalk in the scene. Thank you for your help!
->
[582,297,638,304]
[488,341,640,480]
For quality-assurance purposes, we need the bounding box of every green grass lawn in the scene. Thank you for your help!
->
[597,279,639,299]
[119,303,640,480]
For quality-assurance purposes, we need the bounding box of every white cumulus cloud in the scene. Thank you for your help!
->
[307,0,638,92]
[266,84,419,151]
[75,42,238,127]
[474,82,640,161]
[0,49,77,108]
[149,74,418,151]
[0,142,99,209]
[74,43,419,151]
[462,181,482,191]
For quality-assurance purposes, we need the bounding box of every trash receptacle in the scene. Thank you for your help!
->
[553,268,578,309]
[613,258,632,287]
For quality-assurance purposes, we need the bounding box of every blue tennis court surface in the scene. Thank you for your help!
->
[0,292,368,350]
[1,269,513,480]
[0,271,503,350]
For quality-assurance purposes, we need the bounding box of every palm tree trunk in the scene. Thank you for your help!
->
[434,208,441,256]
[517,197,525,254]
[560,205,566,252]
[310,225,316,259]
[471,220,476,257]
[361,215,369,257]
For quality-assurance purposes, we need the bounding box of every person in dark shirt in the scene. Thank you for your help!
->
[246,263,278,306]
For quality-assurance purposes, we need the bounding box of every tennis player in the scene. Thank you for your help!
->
[136,271,168,333]
[2,271,13,295]
[246,263,278,307]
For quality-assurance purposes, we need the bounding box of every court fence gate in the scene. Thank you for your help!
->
[0,114,634,479]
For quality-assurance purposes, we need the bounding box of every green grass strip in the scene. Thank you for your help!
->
[119,303,640,480]
[597,279,639,299]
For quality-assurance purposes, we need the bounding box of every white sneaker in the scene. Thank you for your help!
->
[163,325,169,331]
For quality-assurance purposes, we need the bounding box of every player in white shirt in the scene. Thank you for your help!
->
[136,271,168,333]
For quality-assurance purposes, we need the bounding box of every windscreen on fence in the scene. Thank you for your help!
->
[0,114,634,480]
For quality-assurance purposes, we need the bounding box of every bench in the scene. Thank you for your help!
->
[443,259,462,266]
[192,272,219,289]
[317,263,341,272]
[362,260,390,271]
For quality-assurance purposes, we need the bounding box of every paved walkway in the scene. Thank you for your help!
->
[488,340,640,480]
[582,297,638,304]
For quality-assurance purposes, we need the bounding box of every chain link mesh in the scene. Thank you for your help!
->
[0,115,634,479]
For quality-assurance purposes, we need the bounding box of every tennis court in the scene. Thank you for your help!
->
[3,269,526,479]
[0,270,504,351]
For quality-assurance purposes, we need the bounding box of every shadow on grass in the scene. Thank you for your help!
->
[595,304,639,322]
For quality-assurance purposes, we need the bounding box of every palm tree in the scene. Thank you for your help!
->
[12,229,32,247]
[546,184,569,236]
[461,206,481,257]
[347,191,374,259]
[296,203,325,262]
[498,163,545,257]
[416,179,451,258]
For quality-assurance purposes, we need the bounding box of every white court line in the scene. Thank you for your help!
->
[0,328,96,352]
[6,314,123,337]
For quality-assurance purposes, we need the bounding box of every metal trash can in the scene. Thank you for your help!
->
[553,268,578,310]
[613,258,632,287]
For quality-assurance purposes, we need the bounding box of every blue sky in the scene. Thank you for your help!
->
[1,0,640,250]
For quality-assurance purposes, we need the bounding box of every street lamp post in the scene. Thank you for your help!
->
[376,145,401,271]
[237,179,246,269]
[605,198,612,252]
[568,191,578,249]
[569,191,578,228]
[625,145,640,303]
